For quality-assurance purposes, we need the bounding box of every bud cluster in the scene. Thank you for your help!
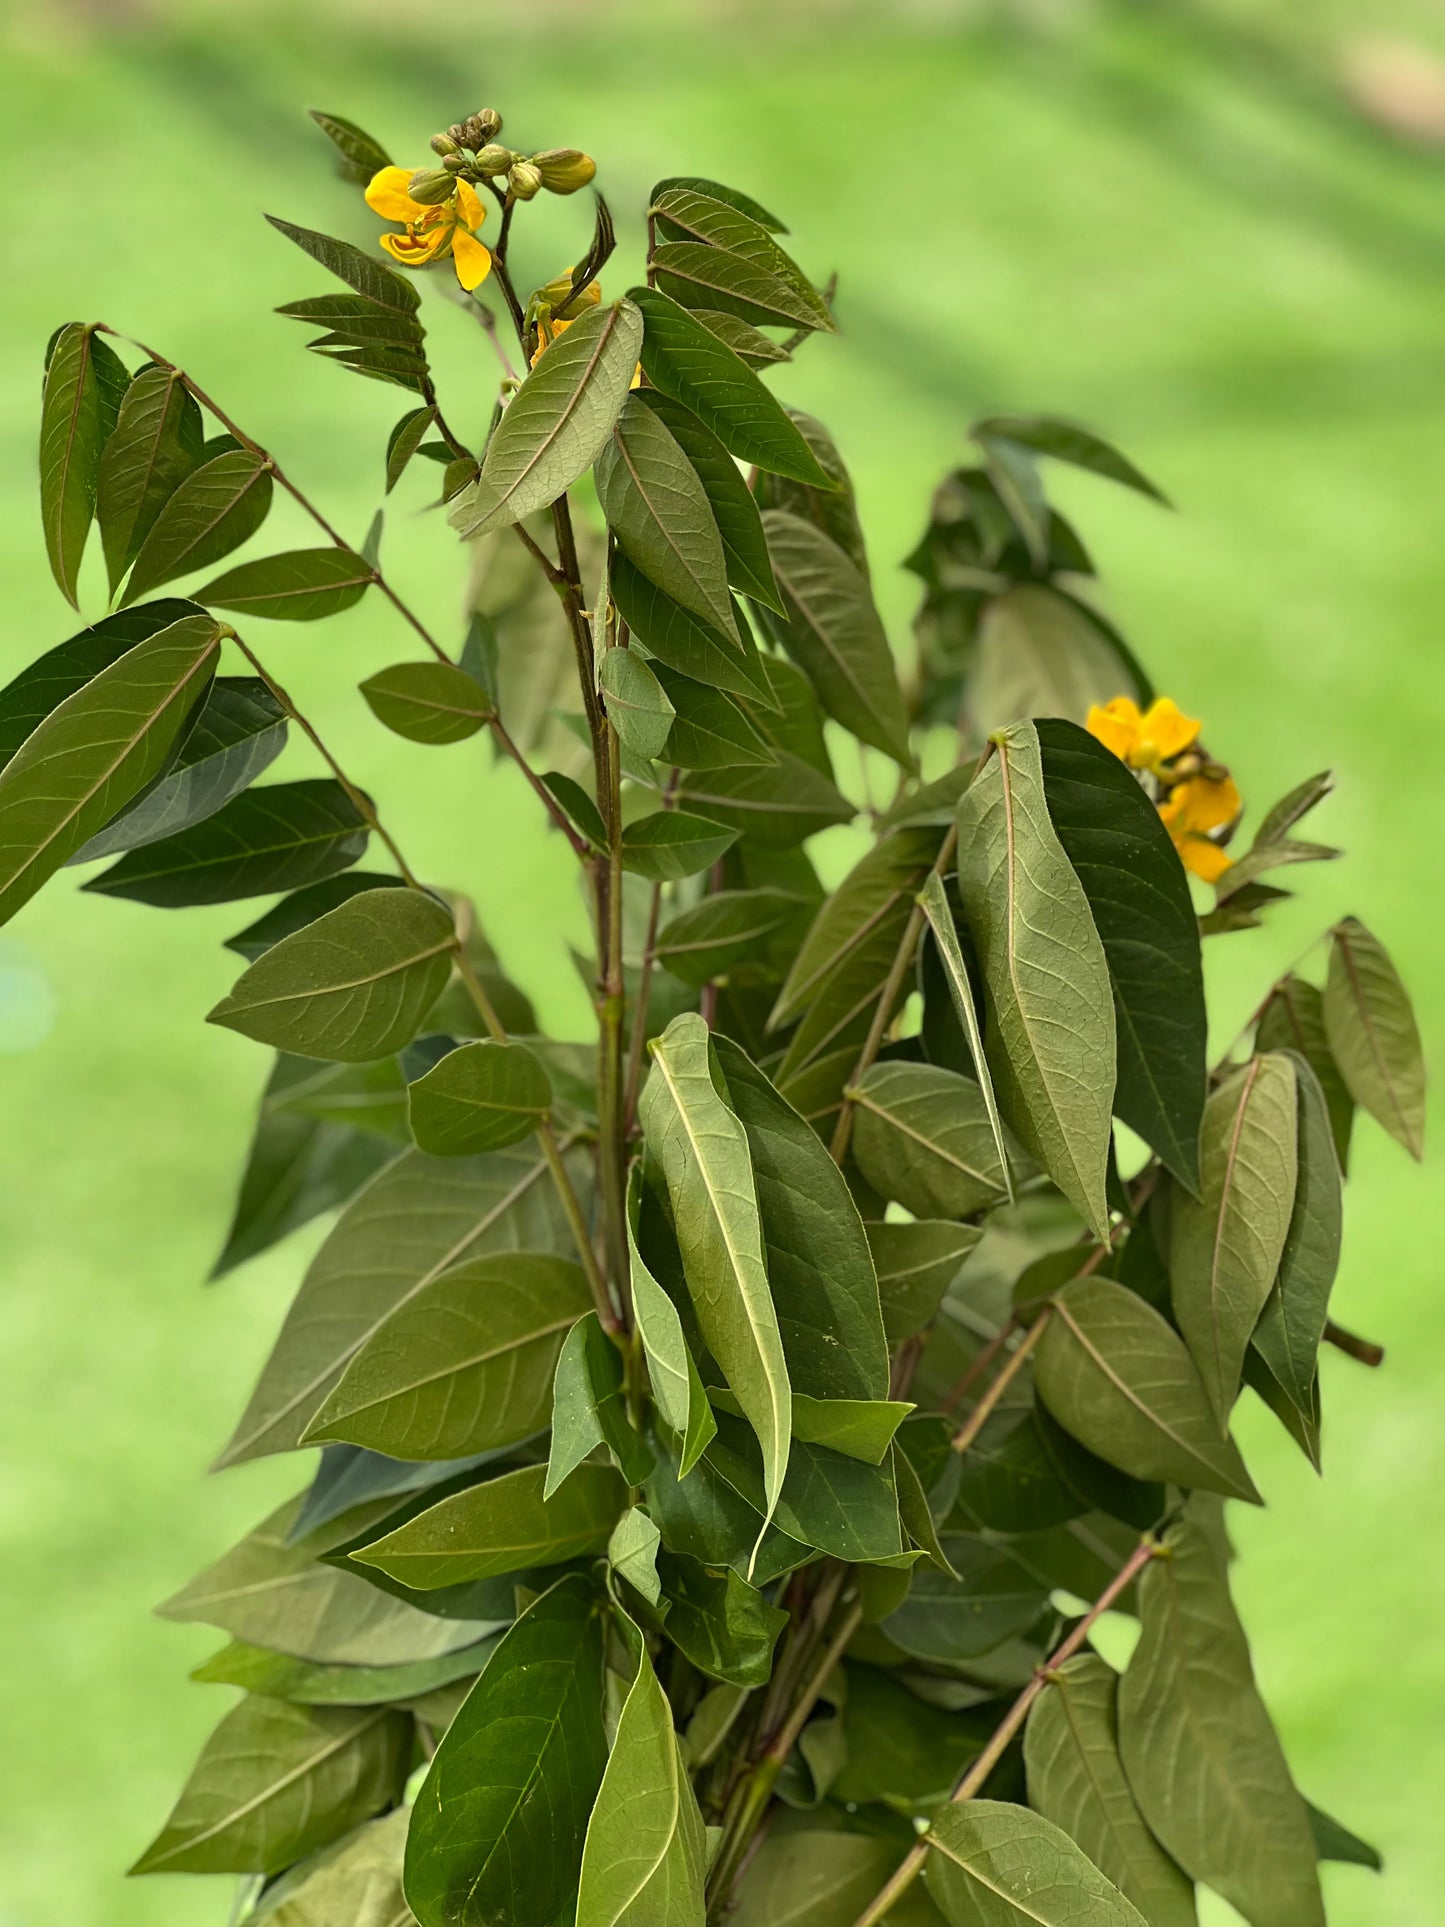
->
[426,107,598,204]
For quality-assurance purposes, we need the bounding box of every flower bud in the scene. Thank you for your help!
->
[430,133,460,157]
[474,143,514,176]
[531,148,597,195]
[441,153,467,174]
[509,161,543,201]
[463,108,503,146]
[407,168,458,205]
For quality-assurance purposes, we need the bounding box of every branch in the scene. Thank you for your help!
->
[1324,1319,1385,1368]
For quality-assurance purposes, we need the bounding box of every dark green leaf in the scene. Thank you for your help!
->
[279,292,423,346]
[305,1251,590,1459]
[655,1547,788,1686]
[628,1168,716,1476]
[192,1635,495,1705]
[969,586,1139,738]
[209,887,455,1061]
[957,721,1116,1240]
[656,663,775,770]
[355,1461,625,1588]
[611,549,775,707]
[953,1403,1085,1533]
[451,301,644,538]
[653,240,832,335]
[360,659,493,745]
[0,613,220,927]
[71,676,286,863]
[1036,718,1206,1190]
[850,1063,1010,1220]
[1307,1802,1383,1872]
[734,1830,949,1927]
[621,809,738,881]
[1256,976,1353,1172]
[652,187,831,325]
[883,1534,1049,1662]
[651,176,788,232]
[386,404,438,491]
[675,755,852,848]
[657,888,807,987]
[690,309,791,366]
[544,770,608,847]
[1119,1518,1325,1926]
[122,449,275,605]
[404,1574,607,1927]
[639,390,781,609]
[708,1412,907,1563]
[267,215,420,313]
[1250,1056,1342,1414]
[224,871,409,960]
[40,323,127,606]
[408,1039,551,1154]
[309,109,392,182]
[598,647,675,762]
[1323,916,1425,1159]
[290,1442,515,1544]
[866,1220,982,1345]
[1035,1276,1260,1502]
[597,394,735,635]
[917,872,1013,1194]
[630,288,833,486]
[756,409,869,578]
[199,546,375,621]
[131,1698,409,1876]
[972,414,1168,504]
[545,1308,653,1495]
[97,363,205,591]
[925,1801,1149,1926]
[86,777,369,906]
[833,1664,987,1806]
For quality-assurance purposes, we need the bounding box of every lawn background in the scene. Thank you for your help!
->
[1,3,1442,1922]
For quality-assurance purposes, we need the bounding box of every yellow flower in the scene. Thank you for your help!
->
[364,167,491,293]
[528,275,602,367]
[1159,772,1241,882]
[1086,695,1200,773]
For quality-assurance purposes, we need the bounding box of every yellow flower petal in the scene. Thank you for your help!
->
[380,227,451,268]
[1086,696,1143,763]
[1162,773,1241,837]
[451,227,492,292]
[1177,837,1232,884]
[366,165,429,223]
[1136,697,1200,767]
[454,178,486,233]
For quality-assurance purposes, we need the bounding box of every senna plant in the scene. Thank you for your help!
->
[14,98,1427,1927]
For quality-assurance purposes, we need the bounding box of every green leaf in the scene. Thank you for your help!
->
[1118,1518,1325,1926]
[621,809,738,880]
[0,597,204,769]
[386,404,438,491]
[609,1506,664,1606]
[408,1039,552,1155]
[1307,1802,1383,1872]
[883,1535,1049,1662]
[676,755,852,848]
[734,1830,948,1927]
[830,1664,985,1805]
[216,1142,586,1463]
[925,1800,1149,1926]
[656,663,775,770]
[756,409,870,578]
[1323,916,1425,1159]
[88,776,369,906]
[690,309,791,367]
[599,647,675,761]
[972,414,1168,504]
[252,1808,414,1926]
[0,612,220,927]
[630,288,832,486]
[639,390,781,609]
[707,1412,907,1564]
[267,215,420,313]
[952,1403,1084,1533]
[544,769,608,847]
[640,1013,792,1539]
[224,871,409,961]
[1035,1277,1261,1502]
[40,323,127,606]
[199,546,375,621]
[290,1441,515,1543]
[651,188,829,318]
[1024,1653,1197,1926]
[761,510,912,765]
[404,1574,607,1927]
[160,1496,496,1663]
[611,550,776,707]
[957,721,1116,1240]
[122,448,275,605]
[655,1547,788,1685]
[652,175,788,232]
[1251,1055,1342,1416]
[1036,718,1206,1190]
[628,1168,716,1476]
[546,1309,653,1495]
[71,676,286,863]
[850,1063,1010,1221]
[656,887,806,987]
[96,363,205,591]
[652,238,832,335]
[918,872,1013,1196]
[969,586,1138,737]
[309,108,393,182]
[354,1461,626,1588]
[451,300,644,538]
[645,1429,807,1585]
[867,1220,982,1345]
[360,658,493,745]
[209,886,453,1060]
[596,394,736,635]
[1169,1053,1298,1426]
[192,1636,496,1705]
[131,1697,409,1876]
[1255,977,1353,1172]
[305,1251,591,1460]
[576,1614,708,1926]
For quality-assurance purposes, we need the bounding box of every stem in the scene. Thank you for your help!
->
[597,719,631,1319]
[940,1313,1019,1415]
[1323,1319,1385,1368]
[830,822,958,1163]
[622,879,664,1136]
[950,1310,1052,1452]
[850,1538,1161,1927]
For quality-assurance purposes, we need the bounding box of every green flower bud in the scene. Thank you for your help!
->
[474,143,515,177]
[531,148,597,195]
[441,153,467,175]
[463,108,503,146]
[509,161,543,201]
[430,133,461,157]
[407,168,458,205]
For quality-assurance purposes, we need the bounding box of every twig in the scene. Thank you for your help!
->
[1323,1319,1385,1368]
[950,1309,1052,1453]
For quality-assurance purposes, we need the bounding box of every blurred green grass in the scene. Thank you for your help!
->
[1,4,1442,1923]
